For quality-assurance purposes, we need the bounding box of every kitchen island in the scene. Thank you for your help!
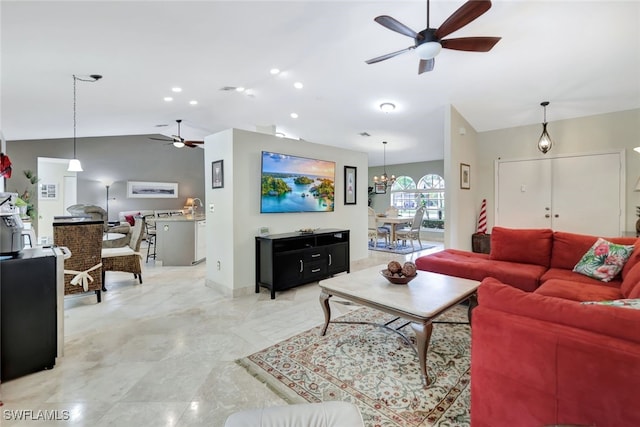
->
[155,214,206,266]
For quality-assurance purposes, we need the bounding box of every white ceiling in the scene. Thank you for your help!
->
[2,1,639,166]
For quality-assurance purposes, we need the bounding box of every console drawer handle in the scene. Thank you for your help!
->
[311,253,321,258]
[299,260,303,272]
[328,254,332,265]
[311,268,321,273]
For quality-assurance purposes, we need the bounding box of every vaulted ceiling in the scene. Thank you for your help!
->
[2,1,639,166]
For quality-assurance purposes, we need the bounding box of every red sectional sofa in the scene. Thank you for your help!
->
[471,279,640,427]
[415,226,640,298]
[415,227,640,426]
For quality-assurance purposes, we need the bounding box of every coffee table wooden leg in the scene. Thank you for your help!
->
[411,321,434,386]
[467,293,478,326]
[319,290,332,336]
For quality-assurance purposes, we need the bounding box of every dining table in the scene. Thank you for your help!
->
[375,215,411,246]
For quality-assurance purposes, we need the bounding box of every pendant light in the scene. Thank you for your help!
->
[537,101,553,154]
[68,74,103,172]
[373,141,396,189]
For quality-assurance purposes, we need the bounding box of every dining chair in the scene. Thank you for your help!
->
[395,206,426,249]
[368,207,389,246]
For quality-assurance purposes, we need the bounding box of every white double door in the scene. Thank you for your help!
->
[495,151,624,236]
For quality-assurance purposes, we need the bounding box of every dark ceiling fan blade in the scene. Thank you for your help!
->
[418,58,435,74]
[441,36,501,52]
[374,15,419,39]
[184,141,204,148]
[435,0,492,39]
[149,136,173,142]
[365,46,415,64]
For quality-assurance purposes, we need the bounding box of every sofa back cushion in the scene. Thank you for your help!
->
[490,227,553,267]
[479,277,640,344]
[621,262,640,298]
[550,231,638,275]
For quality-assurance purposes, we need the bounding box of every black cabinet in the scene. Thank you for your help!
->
[1,248,59,381]
[256,229,350,299]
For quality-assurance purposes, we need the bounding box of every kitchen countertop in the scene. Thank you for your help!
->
[154,214,206,222]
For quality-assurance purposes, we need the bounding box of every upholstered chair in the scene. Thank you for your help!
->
[53,219,103,303]
[101,218,145,289]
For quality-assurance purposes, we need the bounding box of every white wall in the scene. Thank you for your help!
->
[204,128,369,297]
[476,108,640,233]
[444,106,479,250]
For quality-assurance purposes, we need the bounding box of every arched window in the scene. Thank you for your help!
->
[390,176,417,216]
[417,174,445,224]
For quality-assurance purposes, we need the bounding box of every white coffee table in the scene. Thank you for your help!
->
[319,264,480,386]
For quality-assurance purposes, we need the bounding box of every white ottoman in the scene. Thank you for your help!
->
[224,401,364,427]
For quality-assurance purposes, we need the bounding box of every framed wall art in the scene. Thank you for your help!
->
[127,181,178,198]
[460,163,471,190]
[344,165,357,205]
[374,183,386,194]
[39,183,58,200]
[212,160,224,189]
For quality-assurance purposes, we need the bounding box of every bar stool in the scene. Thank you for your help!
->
[143,215,157,263]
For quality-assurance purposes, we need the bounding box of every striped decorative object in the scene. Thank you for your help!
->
[477,199,487,234]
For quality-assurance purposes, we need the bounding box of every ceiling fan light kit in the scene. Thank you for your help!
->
[537,101,553,154]
[366,0,500,74]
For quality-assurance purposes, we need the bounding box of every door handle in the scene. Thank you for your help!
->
[545,214,550,218]
[554,214,559,218]
[328,254,332,265]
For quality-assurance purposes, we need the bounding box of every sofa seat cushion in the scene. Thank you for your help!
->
[534,279,623,302]
[415,249,546,292]
[540,268,621,288]
[489,227,553,267]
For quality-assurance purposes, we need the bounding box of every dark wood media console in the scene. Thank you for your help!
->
[255,229,350,299]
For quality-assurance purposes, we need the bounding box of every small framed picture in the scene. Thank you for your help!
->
[212,160,224,189]
[344,166,357,205]
[460,163,470,190]
[39,183,58,200]
[374,183,386,194]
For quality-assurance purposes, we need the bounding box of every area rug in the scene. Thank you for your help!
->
[369,241,435,255]
[238,305,471,426]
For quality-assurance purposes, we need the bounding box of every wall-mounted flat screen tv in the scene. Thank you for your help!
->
[260,151,335,213]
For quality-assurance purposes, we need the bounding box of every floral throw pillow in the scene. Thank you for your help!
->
[573,238,634,282]
[581,299,640,310]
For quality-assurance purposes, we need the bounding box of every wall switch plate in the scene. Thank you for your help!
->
[209,203,215,212]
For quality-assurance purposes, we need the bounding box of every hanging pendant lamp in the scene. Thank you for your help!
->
[537,101,553,154]
[68,74,102,172]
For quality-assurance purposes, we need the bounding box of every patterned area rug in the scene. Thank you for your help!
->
[369,241,435,254]
[238,305,471,426]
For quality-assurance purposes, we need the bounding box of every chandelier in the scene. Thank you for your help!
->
[373,141,396,188]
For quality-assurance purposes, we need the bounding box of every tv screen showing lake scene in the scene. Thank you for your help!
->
[260,151,335,213]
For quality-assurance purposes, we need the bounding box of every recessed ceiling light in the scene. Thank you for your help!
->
[164,97,173,102]
[236,87,245,92]
[270,68,280,75]
[189,100,198,105]
[379,102,396,112]
[290,113,298,119]
[293,82,303,89]
[172,87,182,93]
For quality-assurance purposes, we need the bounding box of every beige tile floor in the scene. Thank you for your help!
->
[1,242,442,426]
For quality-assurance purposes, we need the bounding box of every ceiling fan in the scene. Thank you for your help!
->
[149,119,204,148]
[365,0,501,74]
